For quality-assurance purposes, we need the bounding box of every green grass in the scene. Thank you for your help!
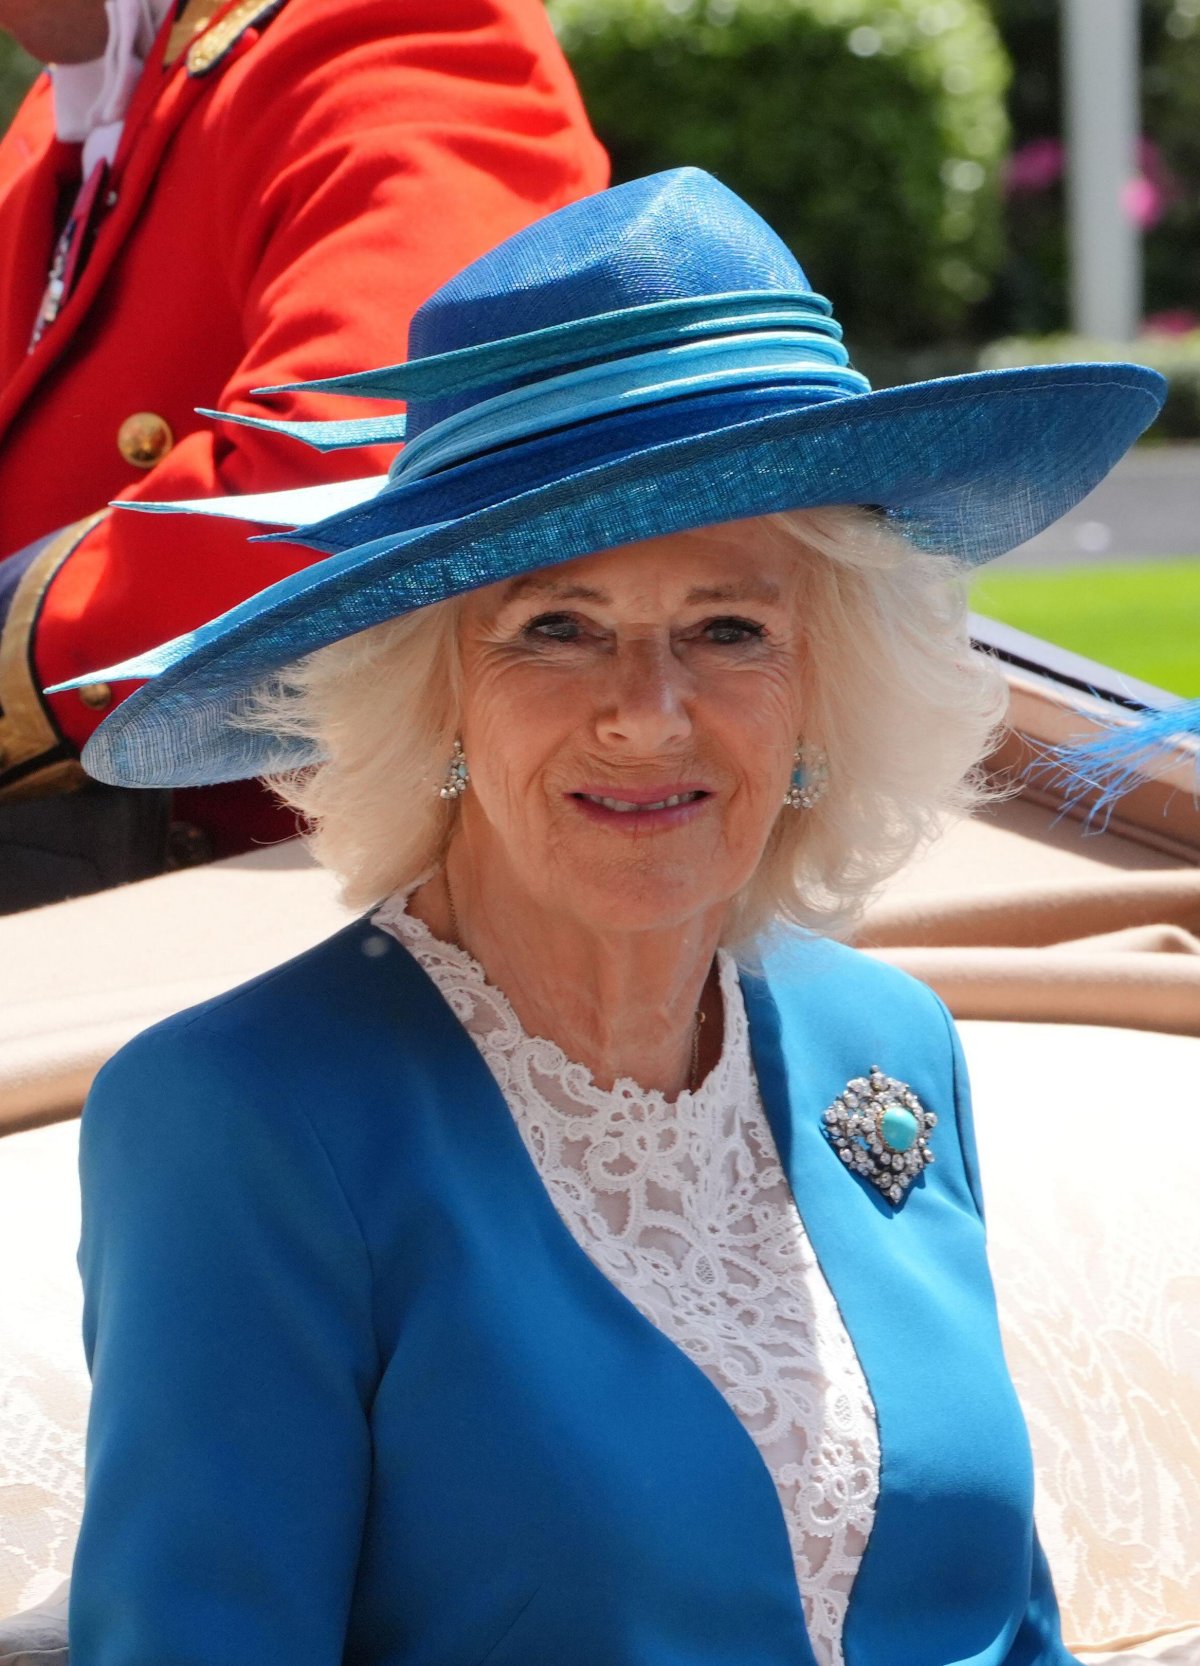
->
[970,560,1200,697]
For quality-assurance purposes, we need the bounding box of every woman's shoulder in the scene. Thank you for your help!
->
[78,916,461,1249]
[104,916,404,1067]
[85,915,434,1148]
[755,929,949,1028]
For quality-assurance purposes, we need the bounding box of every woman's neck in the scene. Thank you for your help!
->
[409,850,724,1099]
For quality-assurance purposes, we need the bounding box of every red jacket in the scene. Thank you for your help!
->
[0,0,605,852]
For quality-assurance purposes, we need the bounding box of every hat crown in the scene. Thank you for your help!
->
[408,169,812,365]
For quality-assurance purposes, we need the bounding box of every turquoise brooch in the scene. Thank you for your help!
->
[822,1067,936,1203]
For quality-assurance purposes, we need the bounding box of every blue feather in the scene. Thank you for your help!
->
[1045,698,1200,826]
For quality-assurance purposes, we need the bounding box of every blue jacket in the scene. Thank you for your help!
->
[71,916,1074,1666]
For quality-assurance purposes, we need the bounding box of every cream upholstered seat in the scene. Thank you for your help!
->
[1,815,1198,1663]
[0,1118,85,1625]
[968,1021,1200,1664]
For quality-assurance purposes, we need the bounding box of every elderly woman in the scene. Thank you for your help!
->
[59,171,1162,1666]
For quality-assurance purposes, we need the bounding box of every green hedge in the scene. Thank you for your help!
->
[979,330,1200,441]
[0,35,38,137]
[548,0,1011,348]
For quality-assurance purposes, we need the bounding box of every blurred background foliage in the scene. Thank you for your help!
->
[546,0,1200,415]
[0,34,36,131]
[547,0,1011,351]
[982,0,1200,339]
[2,3,1198,396]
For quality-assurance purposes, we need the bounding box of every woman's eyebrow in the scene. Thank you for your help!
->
[501,576,609,604]
[499,576,783,606]
[686,580,782,605]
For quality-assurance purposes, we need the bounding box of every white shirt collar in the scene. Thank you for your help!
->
[50,0,175,175]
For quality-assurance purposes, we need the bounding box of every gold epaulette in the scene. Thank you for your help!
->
[164,0,293,77]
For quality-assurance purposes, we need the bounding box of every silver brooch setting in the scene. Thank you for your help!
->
[822,1066,936,1204]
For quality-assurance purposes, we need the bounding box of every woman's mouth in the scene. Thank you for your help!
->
[568,787,712,828]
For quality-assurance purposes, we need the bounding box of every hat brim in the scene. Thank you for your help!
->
[70,363,1163,788]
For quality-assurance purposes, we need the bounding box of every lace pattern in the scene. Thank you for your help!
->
[375,895,879,1666]
[0,1120,89,1617]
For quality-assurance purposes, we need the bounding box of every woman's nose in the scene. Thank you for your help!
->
[594,639,692,750]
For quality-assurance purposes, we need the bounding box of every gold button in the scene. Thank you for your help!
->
[117,411,174,469]
[78,682,112,710]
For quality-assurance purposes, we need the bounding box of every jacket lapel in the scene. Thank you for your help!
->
[744,943,1035,1666]
[0,82,77,382]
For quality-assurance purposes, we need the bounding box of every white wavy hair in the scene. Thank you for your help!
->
[242,506,1007,943]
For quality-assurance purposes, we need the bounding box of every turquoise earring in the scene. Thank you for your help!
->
[438,738,470,800]
[783,743,828,810]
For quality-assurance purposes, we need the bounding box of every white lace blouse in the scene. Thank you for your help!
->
[374,895,880,1666]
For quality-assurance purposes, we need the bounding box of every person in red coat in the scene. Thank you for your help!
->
[0,0,606,906]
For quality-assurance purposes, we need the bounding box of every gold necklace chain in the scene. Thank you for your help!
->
[689,1004,707,1092]
[445,873,707,1092]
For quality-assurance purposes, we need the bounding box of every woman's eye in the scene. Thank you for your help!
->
[702,616,766,646]
[523,612,583,643]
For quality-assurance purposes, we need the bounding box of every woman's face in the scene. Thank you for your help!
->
[454,518,806,936]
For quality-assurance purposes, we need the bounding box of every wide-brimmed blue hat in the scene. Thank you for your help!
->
[58,168,1166,789]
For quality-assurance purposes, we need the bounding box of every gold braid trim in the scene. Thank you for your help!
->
[185,0,292,75]
[165,0,228,65]
[0,512,107,803]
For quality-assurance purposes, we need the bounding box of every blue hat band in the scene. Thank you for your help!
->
[388,330,872,484]
[213,296,853,459]
[254,290,840,405]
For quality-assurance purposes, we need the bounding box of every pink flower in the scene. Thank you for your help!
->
[1131,138,1184,229]
[1003,135,1183,228]
[1005,138,1064,195]
[1141,308,1198,337]
[1122,174,1163,229]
